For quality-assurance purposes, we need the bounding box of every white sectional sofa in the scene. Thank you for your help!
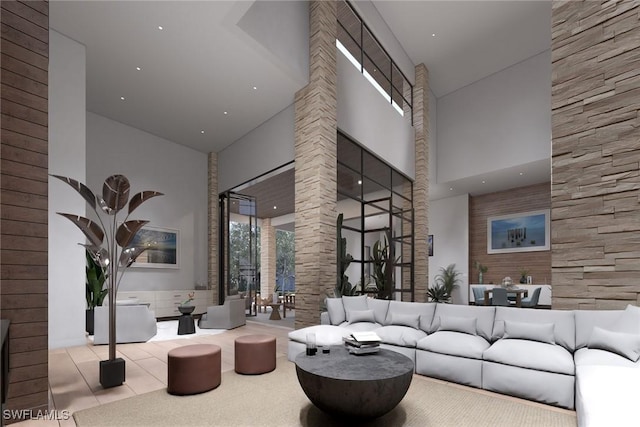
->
[288,295,640,426]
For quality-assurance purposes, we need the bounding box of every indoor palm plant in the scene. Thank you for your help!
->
[427,264,461,303]
[371,233,394,300]
[85,250,108,335]
[53,174,162,388]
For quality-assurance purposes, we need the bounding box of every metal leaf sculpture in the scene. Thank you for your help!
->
[129,191,163,214]
[101,174,130,214]
[116,220,149,248]
[57,214,105,247]
[52,173,163,387]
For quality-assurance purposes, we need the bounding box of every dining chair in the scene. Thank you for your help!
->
[472,286,490,305]
[521,287,541,308]
[491,288,511,306]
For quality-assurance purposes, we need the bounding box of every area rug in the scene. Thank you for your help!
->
[73,357,577,427]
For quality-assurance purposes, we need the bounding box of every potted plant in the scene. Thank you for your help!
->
[178,292,195,315]
[519,268,529,284]
[473,261,488,284]
[427,264,461,303]
[371,233,394,300]
[86,250,108,334]
[335,213,356,297]
[53,173,162,388]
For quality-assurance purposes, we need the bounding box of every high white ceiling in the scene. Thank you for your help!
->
[50,0,552,203]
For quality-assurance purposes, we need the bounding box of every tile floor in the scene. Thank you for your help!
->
[10,319,292,426]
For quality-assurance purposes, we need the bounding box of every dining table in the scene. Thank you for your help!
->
[484,288,529,307]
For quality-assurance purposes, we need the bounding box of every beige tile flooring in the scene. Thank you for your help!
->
[12,320,292,427]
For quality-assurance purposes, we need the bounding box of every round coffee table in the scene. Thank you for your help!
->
[295,346,413,419]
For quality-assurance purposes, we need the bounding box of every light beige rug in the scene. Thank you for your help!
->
[74,357,577,427]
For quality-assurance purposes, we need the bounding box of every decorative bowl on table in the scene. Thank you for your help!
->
[178,305,195,315]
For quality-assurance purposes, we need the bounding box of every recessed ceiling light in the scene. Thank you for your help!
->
[120,96,125,101]
[158,26,164,30]
[253,86,257,90]
[357,180,362,185]
[273,205,277,210]
[519,172,524,176]
[200,130,205,134]
[432,33,436,37]
[482,180,486,184]
[449,187,453,191]
[224,111,228,115]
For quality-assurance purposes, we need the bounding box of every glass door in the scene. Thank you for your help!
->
[219,192,259,315]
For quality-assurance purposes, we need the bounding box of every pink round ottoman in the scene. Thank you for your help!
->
[235,334,276,374]
[167,344,221,395]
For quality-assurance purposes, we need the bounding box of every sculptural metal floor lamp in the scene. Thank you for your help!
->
[53,174,163,388]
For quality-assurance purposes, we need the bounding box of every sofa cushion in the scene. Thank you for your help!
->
[574,347,640,369]
[346,309,375,324]
[325,298,345,325]
[504,320,555,345]
[376,325,427,347]
[288,325,348,346]
[385,301,436,332]
[437,316,477,336]
[612,304,640,335]
[366,298,390,325]
[492,307,575,351]
[390,313,420,329]
[587,327,640,362]
[483,339,575,375]
[342,295,368,312]
[417,331,490,359]
[574,309,623,349]
[432,304,495,341]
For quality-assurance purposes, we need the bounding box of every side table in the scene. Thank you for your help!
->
[178,305,196,335]
[267,303,282,320]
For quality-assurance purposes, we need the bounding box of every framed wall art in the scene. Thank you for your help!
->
[130,225,179,268]
[487,209,550,254]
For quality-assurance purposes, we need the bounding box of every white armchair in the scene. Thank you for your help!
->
[93,304,157,344]
[198,295,246,330]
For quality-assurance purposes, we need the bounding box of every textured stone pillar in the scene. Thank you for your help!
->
[413,64,430,302]
[551,2,640,310]
[260,218,276,298]
[208,152,219,305]
[294,0,338,328]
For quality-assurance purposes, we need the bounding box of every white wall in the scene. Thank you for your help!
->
[86,113,208,292]
[337,52,416,179]
[48,30,87,348]
[218,104,295,192]
[436,51,551,183]
[428,194,469,305]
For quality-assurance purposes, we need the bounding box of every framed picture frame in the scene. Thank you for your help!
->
[130,225,179,268]
[487,209,550,254]
[428,235,433,257]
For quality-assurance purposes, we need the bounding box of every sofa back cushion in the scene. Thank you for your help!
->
[612,305,640,335]
[367,298,390,325]
[433,304,495,341]
[326,298,345,325]
[504,320,555,344]
[587,327,640,362]
[574,309,623,349]
[493,307,575,351]
[438,316,477,335]
[385,301,436,333]
[346,309,376,324]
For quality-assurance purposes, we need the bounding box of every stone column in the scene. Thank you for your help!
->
[551,2,640,309]
[294,0,338,328]
[412,64,430,302]
[260,218,277,298]
[208,152,219,305]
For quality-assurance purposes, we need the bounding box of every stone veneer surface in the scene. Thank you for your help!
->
[208,152,219,305]
[551,1,640,309]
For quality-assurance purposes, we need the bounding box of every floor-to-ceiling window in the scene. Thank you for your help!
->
[337,132,414,300]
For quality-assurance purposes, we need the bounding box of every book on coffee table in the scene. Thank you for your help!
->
[349,331,381,344]
[343,337,379,349]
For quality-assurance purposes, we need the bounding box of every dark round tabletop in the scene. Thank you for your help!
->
[295,345,414,419]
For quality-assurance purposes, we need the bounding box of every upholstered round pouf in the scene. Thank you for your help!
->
[234,334,276,374]
[167,344,221,395]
